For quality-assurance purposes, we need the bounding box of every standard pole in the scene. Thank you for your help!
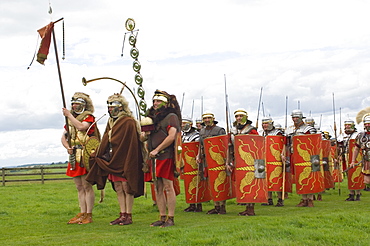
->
[52,23,70,147]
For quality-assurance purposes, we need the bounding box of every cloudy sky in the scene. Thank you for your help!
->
[1,0,370,167]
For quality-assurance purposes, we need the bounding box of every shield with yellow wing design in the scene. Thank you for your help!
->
[182,141,212,204]
[265,135,292,193]
[292,133,325,194]
[331,144,343,183]
[82,136,100,172]
[234,135,267,203]
[347,139,365,190]
[321,139,334,189]
[204,135,235,202]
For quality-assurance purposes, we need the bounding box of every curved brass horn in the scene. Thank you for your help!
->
[82,76,143,120]
[82,77,87,86]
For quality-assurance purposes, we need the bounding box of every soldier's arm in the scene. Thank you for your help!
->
[281,144,287,163]
[62,108,91,131]
[61,131,73,154]
[350,145,360,168]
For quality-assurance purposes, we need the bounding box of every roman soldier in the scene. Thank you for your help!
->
[182,117,200,143]
[145,90,181,227]
[86,93,144,225]
[261,117,285,207]
[283,109,318,207]
[338,119,361,201]
[196,111,228,214]
[195,118,203,131]
[181,116,204,212]
[261,117,283,137]
[349,111,370,196]
[285,110,317,136]
[338,119,358,171]
[62,92,100,224]
[230,108,261,216]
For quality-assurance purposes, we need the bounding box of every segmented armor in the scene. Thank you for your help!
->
[356,132,370,162]
[182,127,200,143]
[262,128,283,137]
[285,123,317,136]
[231,124,257,136]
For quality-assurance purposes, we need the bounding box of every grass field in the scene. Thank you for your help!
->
[1,180,370,246]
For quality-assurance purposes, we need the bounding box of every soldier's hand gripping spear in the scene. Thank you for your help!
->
[342,161,362,173]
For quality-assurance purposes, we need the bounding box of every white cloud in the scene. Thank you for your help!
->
[1,0,370,166]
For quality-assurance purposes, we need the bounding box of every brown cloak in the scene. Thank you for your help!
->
[86,116,144,197]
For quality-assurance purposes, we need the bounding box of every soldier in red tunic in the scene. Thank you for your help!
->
[145,90,181,227]
[62,92,100,224]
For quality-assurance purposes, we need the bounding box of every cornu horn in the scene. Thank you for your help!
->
[82,77,142,121]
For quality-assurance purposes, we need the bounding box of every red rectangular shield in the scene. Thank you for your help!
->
[322,139,334,189]
[182,141,212,203]
[234,135,267,203]
[331,145,343,183]
[347,139,365,190]
[204,135,235,202]
[292,134,325,194]
[265,135,292,193]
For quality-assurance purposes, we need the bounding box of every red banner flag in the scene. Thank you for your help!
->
[37,22,54,65]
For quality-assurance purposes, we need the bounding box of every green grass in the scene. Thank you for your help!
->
[1,180,369,246]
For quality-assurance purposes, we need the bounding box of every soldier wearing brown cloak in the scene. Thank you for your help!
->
[86,93,144,225]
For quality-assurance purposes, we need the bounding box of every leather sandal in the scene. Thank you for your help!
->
[110,212,126,225]
[150,216,167,227]
[67,213,85,224]
[160,217,174,228]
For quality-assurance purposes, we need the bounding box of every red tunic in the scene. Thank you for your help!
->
[65,115,95,177]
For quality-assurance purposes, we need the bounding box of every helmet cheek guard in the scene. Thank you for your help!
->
[71,98,86,115]
[73,104,86,115]
[107,100,123,118]
[182,123,191,132]
[109,106,122,118]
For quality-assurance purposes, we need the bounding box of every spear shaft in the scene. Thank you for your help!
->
[180,92,185,113]
[191,99,194,119]
[332,92,341,195]
[256,87,263,129]
[285,96,288,130]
